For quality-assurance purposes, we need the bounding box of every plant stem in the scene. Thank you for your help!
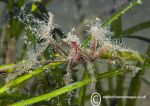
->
[0,48,148,73]
[0,60,66,73]
[122,20,150,35]
[112,15,124,106]
[10,69,132,106]
[102,0,144,27]
[125,45,150,106]
[79,70,88,106]
[0,62,62,94]
[125,71,143,106]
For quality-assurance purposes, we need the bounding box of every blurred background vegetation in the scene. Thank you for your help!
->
[0,0,150,106]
